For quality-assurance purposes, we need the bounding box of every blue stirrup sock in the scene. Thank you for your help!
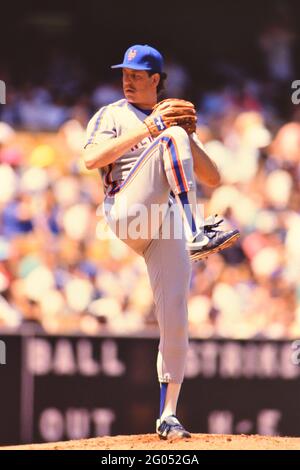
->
[176,191,204,241]
[159,382,168,418]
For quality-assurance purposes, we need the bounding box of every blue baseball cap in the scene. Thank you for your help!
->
[111,44,164,73]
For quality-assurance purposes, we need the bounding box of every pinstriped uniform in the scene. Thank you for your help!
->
[85,99,198,384]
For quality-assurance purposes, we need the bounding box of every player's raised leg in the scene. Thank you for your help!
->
[105,125,239,259]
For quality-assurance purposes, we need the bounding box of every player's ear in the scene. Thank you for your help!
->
[151,73,160,88]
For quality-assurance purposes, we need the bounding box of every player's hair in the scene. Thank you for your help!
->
[148,71,167,95]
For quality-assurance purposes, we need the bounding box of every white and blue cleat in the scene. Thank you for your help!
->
[156,415,191,440]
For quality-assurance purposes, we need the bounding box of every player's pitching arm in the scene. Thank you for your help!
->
[83,123,150,170]
[189,133,220,187]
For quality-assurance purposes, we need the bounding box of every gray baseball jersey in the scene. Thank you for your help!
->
[85,99,155,195]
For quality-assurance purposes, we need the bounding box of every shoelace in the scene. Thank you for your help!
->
[204,216,224,233]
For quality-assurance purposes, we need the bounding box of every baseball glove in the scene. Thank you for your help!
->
[144,98,197,138]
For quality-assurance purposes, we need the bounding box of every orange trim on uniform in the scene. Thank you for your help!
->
[162,140,181,192]
[170,136,189,192]
[161,135,189,193]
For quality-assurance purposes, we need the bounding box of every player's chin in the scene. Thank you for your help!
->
[124,90,136,101]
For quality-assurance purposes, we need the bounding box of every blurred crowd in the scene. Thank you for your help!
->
[0,24,300,338]
[0,101,299,338]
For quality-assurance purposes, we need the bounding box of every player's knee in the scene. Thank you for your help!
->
[161,125,189,141]
[165,301,189,339]
[172,325,189,347]
[160,330,189,358]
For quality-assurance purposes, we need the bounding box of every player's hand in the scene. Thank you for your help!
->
[144,98,197,138]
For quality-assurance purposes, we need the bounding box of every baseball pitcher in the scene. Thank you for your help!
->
[83,44,239,439]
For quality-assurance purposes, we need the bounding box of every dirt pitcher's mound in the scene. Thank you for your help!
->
[3,433,300,450]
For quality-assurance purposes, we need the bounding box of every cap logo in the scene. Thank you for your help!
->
[127,49,137,61]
